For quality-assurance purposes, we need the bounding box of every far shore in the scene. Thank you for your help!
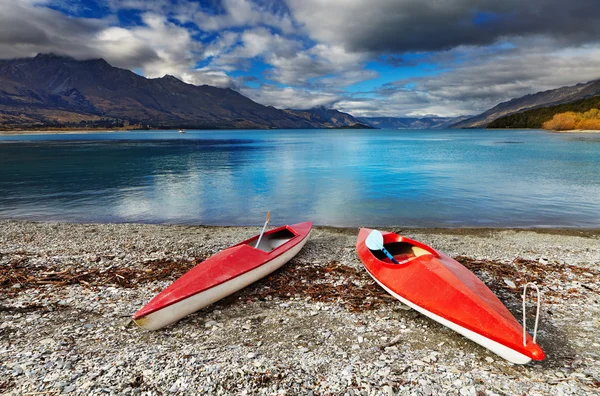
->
[549,129,600,133]
[2,127,600,136]
[0,128,140,136]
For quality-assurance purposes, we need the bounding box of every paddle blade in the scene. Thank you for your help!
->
[265,210,271,223]
[365,230,384,251]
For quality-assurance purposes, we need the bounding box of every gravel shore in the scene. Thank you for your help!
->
[1,220,599,395]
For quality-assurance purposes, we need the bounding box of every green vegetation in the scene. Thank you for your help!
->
[487,95,600,128]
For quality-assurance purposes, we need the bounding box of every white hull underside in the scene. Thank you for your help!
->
[367,272,532,364]
[135,233,310,330]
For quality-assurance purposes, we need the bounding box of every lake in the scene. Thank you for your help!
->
[0,129,599,227]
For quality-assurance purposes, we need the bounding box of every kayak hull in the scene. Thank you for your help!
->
[356,228,545,364]
[134,221,312,330]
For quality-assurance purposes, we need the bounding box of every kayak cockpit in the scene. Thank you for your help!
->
[370,241,432,264]
[247,228,296,252]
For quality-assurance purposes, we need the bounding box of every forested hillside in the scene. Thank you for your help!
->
[487,95,600,128]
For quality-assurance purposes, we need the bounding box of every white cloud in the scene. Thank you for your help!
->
[337,42,600,117]
[266,44,372,87]
[183,68,233,88]
[240,85,339,109]
[179,0,294,34]
[0,2,202,83]
[98,13,200,79]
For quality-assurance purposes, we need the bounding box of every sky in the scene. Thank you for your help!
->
[2,0,600,118]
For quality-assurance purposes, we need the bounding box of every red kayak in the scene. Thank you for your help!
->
[356,228,545,364]
[134,221,312,330]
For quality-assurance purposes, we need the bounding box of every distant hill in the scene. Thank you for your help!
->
[359,116,470,129]
[487,95,600,129]
[0,54,364,130]
[451,79,600,128]
[287,107,371,128]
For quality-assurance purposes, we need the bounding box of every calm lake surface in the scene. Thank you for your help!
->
[0,129,599,227]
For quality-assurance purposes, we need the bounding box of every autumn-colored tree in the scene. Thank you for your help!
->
[542,108,600,130]
[577,118,600,130]
[542,112,578,130]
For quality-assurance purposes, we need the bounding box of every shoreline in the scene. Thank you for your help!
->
[1,220,599,394]
[3,128,600,137]
[549,129,600,133]
[0,129,139,136]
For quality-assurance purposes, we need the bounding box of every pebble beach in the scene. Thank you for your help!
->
[1,220,599,395]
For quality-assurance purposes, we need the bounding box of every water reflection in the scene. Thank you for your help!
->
[0,129,599,226]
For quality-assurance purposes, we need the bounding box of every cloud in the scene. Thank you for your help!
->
[177,0,294,34]
[338,42,600,117]
[0,1,109,59]
[286,0,600,53]
[98,13,201,79]
[183,67,234,88]
[0,1,203,83]
[212,27,302,69]
[3,0,600,119]
[239,84,340,109]
[265,44,373,87]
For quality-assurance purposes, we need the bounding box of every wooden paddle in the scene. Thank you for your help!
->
[365,229,399,264]
[255,210,271,248]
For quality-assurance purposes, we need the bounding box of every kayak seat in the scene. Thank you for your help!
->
[247,228,296,252]
[371,242,431,264]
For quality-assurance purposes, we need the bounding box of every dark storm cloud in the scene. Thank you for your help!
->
[288,0,600,53]
[0,1,105,50]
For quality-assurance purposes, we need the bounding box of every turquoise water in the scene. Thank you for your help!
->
[0,129,599,227]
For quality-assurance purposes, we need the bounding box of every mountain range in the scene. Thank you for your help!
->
[359,116,470,129]
[2,54,600,131]
[0,54,369,130]
[452,79,600,128]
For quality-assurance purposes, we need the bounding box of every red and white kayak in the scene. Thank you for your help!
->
[134,221,312,330]
[356,228,545,364]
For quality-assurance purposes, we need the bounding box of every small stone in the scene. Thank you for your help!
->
[246,352,256,359]
[485,357,494,363]
[459,386,473,396]
[63,385,76,393]
[205,320,218,328]
[503,279,516,288]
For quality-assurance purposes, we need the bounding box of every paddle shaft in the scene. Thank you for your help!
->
[382,247,400,264]
[255,211,270,248]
